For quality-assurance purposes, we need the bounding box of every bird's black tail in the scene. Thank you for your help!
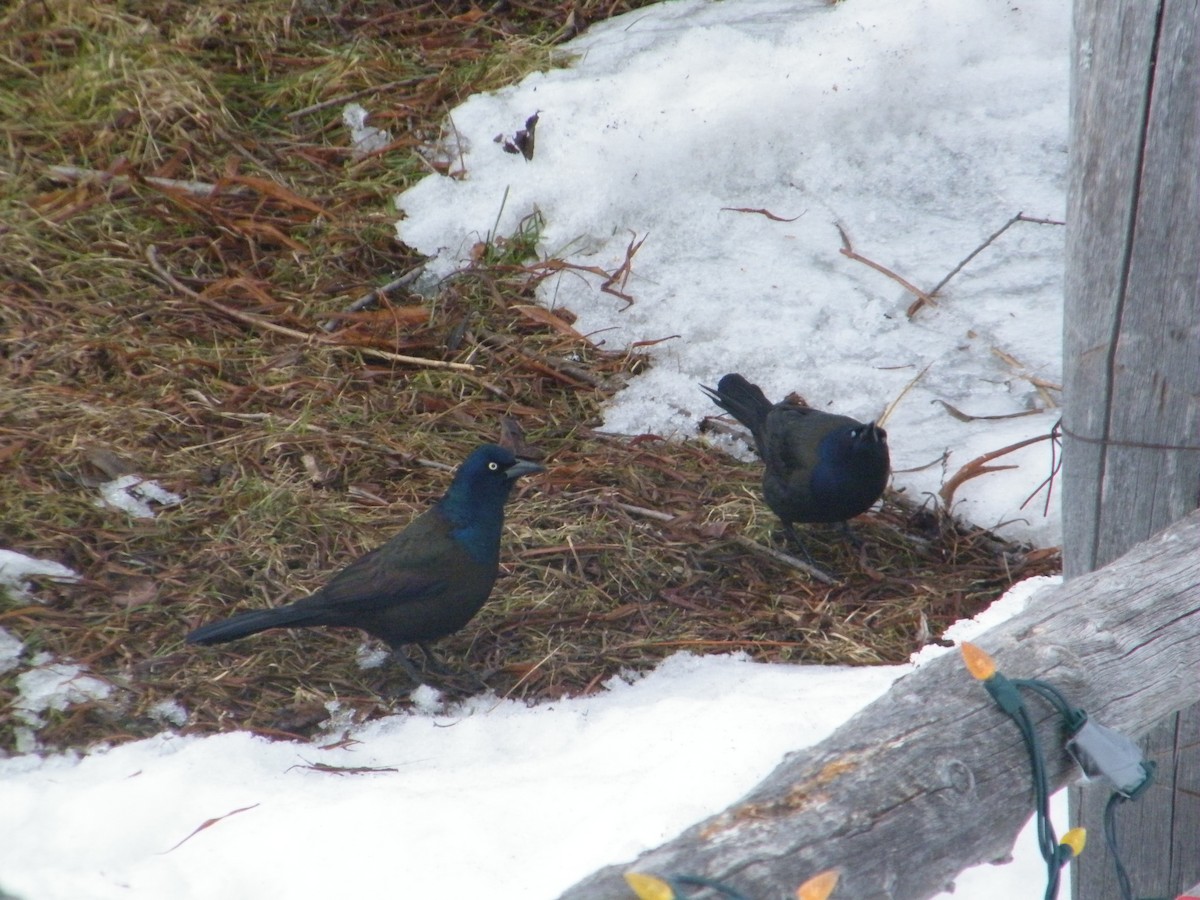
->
[186,603,325,646]
[701,373,773,457]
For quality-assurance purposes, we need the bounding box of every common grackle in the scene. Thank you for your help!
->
[186,444,544,682]
[701,373,889,550]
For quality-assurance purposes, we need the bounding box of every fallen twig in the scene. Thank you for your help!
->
[287,759,399,775]
[990,346,1062,408]
[878,361,931,429]
[320,264,427,332]
[609,500,673,523]
[1019,420,1063,516]
[939,432,1055,508]
[909,211,1065,318]
[521,233,646,311]
[603,498,840,586]
[720,206,804,223]
[935,400,1044,423]
[728,534,840,586]
[835,213,1066,320]
[602,230,647,309]
[146,246,476,372]
[47,164,243,199]
[892,450,951,475]
[160,804,259,854]
[835,223,934,308]
[287,77,426,119]
[477,331,610,389]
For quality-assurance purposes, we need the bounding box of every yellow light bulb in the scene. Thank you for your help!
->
[1061,827,1087,857]
[796,869,840,900]
[624,872,675,900]
[960,642,997,680]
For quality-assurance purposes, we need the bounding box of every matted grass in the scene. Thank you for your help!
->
[0,0,1059,752]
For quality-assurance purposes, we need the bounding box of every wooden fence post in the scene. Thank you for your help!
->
[1063,0,1200,896]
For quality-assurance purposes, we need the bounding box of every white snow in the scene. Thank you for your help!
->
[94,474,183,519]
[0,548,80,600]
[0,627,24,674]
[10,656,114,755]
[0,630,1066,900]
[2,0,1080,897]
[342,102,392,159]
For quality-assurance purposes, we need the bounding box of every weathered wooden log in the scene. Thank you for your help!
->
[558,511,1200,900]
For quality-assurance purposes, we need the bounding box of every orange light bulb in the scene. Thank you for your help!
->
[960,642,997,680]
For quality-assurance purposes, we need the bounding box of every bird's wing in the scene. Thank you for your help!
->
[763,406,820,476]
[768,407,862,472]
[303,510,457,613]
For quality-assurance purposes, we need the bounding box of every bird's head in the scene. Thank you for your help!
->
[440,444,545,530]
[821,420,889,465]
[854,421,887,450]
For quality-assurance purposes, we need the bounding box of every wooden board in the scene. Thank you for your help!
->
[1064,1,1200,897]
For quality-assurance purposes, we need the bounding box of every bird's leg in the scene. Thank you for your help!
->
[418,643,487,693]
[838,520,866,548]
[416,642,453,675]
[781,522,817,564]
[367,647,431,700]
[385,647,428,685]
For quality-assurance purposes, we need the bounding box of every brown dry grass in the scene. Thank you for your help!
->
[0,0,1060,752]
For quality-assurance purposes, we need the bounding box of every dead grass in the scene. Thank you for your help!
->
[0,0,1060,752]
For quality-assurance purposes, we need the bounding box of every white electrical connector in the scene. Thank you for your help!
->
[1066,718,1154,798]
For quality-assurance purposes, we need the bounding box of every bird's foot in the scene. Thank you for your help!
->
[775,523,840,583]
[837,520,866,548]
[367,650,430,699]
[416,642,455,676]
[369,645,490,699]
[780,524,818,564]
[416,643,488,693]
[378,644,482,695]
[436,668,489,694]
[385,648,430,684]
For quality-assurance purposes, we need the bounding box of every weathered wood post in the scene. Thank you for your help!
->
[1063,0,1200,896]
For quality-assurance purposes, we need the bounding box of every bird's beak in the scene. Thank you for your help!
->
[506,459,546,479]
[864,422,887,444]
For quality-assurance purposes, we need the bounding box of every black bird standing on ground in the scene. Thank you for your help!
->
[186,444,544,682]
[701,373,890,551]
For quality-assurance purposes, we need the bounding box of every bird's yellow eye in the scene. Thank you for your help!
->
[488,461,499,471]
